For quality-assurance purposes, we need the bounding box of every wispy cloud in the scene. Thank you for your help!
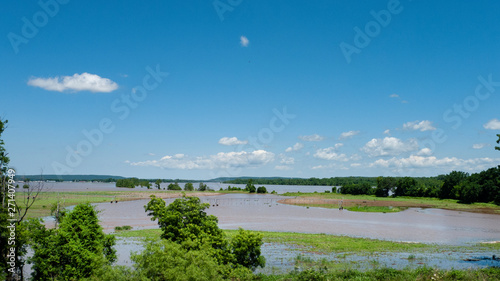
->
[299,134,324,142]
[218,137,248,146]
[240,36,249,47]
[483,118,500,130]
[339,130,360,139]
[28,73,118,93]
[389,94,399,98]
[285,142,304,152]
[402,120,436,132]
[472,143,489,149]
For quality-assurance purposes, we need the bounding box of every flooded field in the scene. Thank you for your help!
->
[94,193,500,245]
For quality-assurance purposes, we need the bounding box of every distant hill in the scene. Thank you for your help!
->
[14,174,126,182]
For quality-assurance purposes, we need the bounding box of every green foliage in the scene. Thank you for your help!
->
[144,195,265,270]
[245,179,256,193]
[375,177,395,197]
[340,182,373,195]
[394,177,417,197]
[167,182,182,190]
[455,166,500,205]
[184,182,194,191]
[155,179,161,189]
[331,186,337,193]
[116,178,140,188]
[29,203,116,280]
[496,134,500,151]
[226,185,243,191]
[440,171,469,199]
[198,182,208,191]
[257,186,267,193]
[231,228,265,270]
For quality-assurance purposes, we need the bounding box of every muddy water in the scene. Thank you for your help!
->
[94,193,500,245]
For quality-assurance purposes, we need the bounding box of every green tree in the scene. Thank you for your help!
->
[29,203,116,280]
[231,228,265,270]
[198,182,208,191]
[155,179,162,190]
[394,177,417,197]
[256,186,267,193]
[144,195,264,270]
[439,171,468,199]
[167,182,182,190]
[496,134,500,151]
[245,179,255,193]
[375,177,395,197]
[184,182,194,191]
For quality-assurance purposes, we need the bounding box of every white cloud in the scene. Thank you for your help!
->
[285,142,304,152]
[280,155,295,165]
[218,137,248,146]
[28,73,118,93]
[339,130,360,139]
[472,143,489,149]
[383,129,391,135]
[314,146,348,161]
[402,120,436,131]
[483,118,500,130]
[299,134,324,142]
[350,163,361,168]
[370,155,500,172]
[240,36,249,47]
[389,94,399,98]
[130,150,274,170]
[361,137,418,157]
[416,148,432,156]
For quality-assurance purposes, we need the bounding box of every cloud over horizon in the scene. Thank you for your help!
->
[130,150,274,170]
[402,120,436,131]
[218,137,248,146]
[28,73,118,93]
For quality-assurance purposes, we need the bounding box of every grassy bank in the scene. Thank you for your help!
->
[15,189,218,218]
[282,192,500,214]
[115,228,500,253]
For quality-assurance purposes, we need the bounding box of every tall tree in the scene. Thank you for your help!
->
[29,203,116,280]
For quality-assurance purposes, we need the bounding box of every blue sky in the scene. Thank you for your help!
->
[1,0,500,179]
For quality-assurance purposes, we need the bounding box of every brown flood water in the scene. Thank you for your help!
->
[94,193,500,245]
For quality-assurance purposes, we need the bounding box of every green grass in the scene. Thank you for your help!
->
[346,206,405,213]
[282,192,500,213]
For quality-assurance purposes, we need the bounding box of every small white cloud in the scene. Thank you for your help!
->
[403,120,436,132]
[314,146,348,161]
[28,73,118,93]
[240,36,249,47]
[299,134,324,142]
[148,153,155,156]
[280,155,295,165]
[483,118,500,130]
[218,137,248,146]
[285,142,304,152]
[383,129,391,135]
[389,94,399,98]
[472,143,489,149]
[350,163,361,167]
[339,130,360,139]
[416,148,432,156]
[361,137,419,157]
